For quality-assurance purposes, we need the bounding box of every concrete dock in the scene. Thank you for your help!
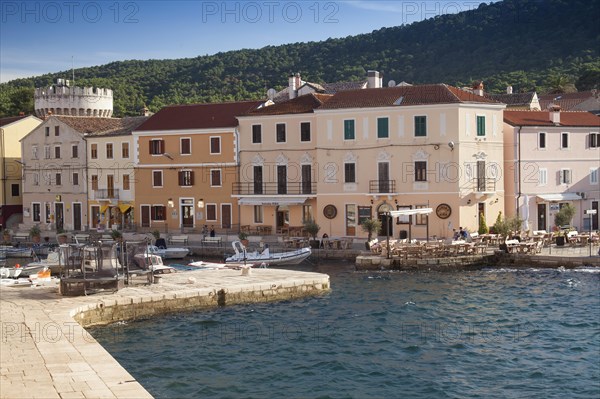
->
[0,268,330,399]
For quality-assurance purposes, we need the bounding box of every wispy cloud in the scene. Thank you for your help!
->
[345,1,405,13]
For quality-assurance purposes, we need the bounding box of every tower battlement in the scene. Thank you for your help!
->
[34,79,113,118]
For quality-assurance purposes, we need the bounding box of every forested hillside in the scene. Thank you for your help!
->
[1,0,599,117]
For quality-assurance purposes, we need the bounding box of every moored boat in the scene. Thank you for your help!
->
[225,241,311,266]
[147,245,189,259]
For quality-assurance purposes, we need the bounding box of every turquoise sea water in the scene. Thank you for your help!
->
[89,262,600,399]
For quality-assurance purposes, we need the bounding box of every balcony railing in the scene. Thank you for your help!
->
[93,188,119,200]
[369,180,396,194]
[233,182,316,195]
[472,177,496,193]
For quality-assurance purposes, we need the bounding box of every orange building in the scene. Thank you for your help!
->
[133,101,263,232]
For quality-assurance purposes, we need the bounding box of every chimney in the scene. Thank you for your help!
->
[549,104,561,125]
[506,85,513,94]
[472,81,484,96]
[288,73,297,99]
[367,70,381,88]
[141,106,152,117]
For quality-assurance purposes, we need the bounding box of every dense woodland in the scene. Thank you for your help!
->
[1,0,599,117]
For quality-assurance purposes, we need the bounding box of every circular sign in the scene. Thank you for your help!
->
[323,205,337,219]
[436,203,452,219]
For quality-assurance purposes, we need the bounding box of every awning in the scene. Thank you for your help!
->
[118,204,132,213]
[100,205,109,213]
[537,193,582,202]
[238,197,308,206]
[389,208,434,217]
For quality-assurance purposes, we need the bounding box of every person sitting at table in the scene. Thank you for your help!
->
[321,233,329,248]
[452,229,460,241]
[210,225,215,237]
[261,244,270,256]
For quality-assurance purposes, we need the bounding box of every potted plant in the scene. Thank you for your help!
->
[360,218,382,250]
[493,214,523,252]
[238,231,250,247]
[2,228,11,244]
[29,225,41,244]
[110,229,123,242]
[303,219,321,249]
[152,230,161,240]
[56,228,68,244]
[478,212,489,235]
[554,204,576,246]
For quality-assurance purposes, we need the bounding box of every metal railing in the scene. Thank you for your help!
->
[369,180,396,194]
[92,189,120,200]
[233,182,316,195]
[472,177,496,193]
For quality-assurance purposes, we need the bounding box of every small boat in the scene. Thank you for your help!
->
[0,266,22,278]
[0,246,34,258]
[225,241,311,266]
[147,245,189,260]
[23,250,63,275]
[132,248,176,274]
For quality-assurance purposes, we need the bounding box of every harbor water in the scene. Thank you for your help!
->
[89,261,599,398]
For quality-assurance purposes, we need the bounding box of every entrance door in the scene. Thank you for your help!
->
[592,201,599,230]
[181,200,194,228]
[378,162,390,193]
[277,165,287,194]
[276,209,289,233]
[141,205,150,227]
[55,203,64,231]
[302,165,312,194]
[478,202,485,231]
[537,203,547,231]
[107,175,114,198]
[378,213,393,237]
[91,206,99,228]
[221,204,231,229]
[477,160,486,191]
[253,166,263,194]
[73,203,82,231]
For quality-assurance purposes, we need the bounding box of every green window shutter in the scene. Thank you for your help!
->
[477,116,485,136]
[415,116,426,137]
[377,117,389,138]
[344,120,355,140]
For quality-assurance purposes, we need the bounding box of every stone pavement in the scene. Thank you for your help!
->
[1,268,330,399]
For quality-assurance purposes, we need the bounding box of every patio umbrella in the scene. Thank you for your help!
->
[521,195,530,231]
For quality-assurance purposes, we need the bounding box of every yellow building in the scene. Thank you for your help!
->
[0,115,42,229]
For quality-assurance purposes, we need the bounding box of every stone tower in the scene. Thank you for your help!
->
[34,79,113,118]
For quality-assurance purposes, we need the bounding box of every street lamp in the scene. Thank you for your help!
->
[167,198,174,208]
[197,198,204,208]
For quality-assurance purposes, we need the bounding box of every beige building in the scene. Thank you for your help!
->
[0,115,42,229]
[238,84,506,239]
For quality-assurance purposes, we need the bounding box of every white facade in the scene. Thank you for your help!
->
[34,80,113,118]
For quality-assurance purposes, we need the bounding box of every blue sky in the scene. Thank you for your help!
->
[1,1,492,83]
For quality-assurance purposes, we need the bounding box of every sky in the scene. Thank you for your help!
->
[0,1,494,83]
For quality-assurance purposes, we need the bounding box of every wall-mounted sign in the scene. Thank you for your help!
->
[436,203,452,219]
[323,205,337,219]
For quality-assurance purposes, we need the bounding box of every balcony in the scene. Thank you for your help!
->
[472,177,496,195]
[369,180,396,194]
[92,188,120,200]
[233,182,316,196]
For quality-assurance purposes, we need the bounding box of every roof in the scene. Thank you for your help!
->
[135,100,264,131]
[0,115,31,127]
[319,84,500,110]
[272,80,367,103]
[54,116,149,136]
[539,91,598,111]
[503,110,600,127]
[244,93,333,116]
[485,92,536,106]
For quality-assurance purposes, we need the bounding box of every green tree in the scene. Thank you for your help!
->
[478,212,489,235]
[554,204,576,228]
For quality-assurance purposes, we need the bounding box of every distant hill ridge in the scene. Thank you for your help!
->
[1,0,599,117]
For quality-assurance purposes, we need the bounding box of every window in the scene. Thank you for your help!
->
[300,122,311,142]
[54,126,59,136]
[91,175,98,190]
[539,132,546,149]
[122,142,129,158]
[45,204,51,223]
[344,120,355,140]
[206,204,217,221]
[45,127,49,137]
[561,132,569,149]
[589,133,599,148]
[415,161,427,182]
[414,116,427,137]
[252,125,262,144]
[277,165,287,194]
[180,138,191,155]
[344,163,356,183]
[44,145,50,159]
[32,203,41,222]
[151,205,166,221]
[72,172,79,186]
[415,205,427,225]
[106,143,113,159]
[346,204,357,236]
[54,146,61,159]
[276,123,286,143]
[179,170,194,187]
[55,173,62,186]
[11,184,19,197]
[377,117,389,138]
[91,144,98,159]
[123,174,130,190]
[210,137,221,154]
[254,205,263,223]
[591,168,599,185]
[33,173,39,186]
[211,169,221,187]
[72,145,78,158]
[253,166,263,194]
[476,115,485,136]
[32,146,38,159]
[302,205,313,223]
[150,139,164,155]
[539,168,547,186]
[302,165,312,194]
[153,171,163,187]
[559,169,571,184]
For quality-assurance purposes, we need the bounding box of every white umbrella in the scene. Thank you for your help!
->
[521,195,530,231]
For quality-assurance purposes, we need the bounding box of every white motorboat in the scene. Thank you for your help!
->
[187,260,228,270]
[133,248,176,274]
[24,250,63,275]
[0,266,22,278]
[0,246,34,258]
[225,241,311,266]
[147,245,189,259]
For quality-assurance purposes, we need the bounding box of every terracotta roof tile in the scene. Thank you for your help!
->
[485,92,536,106]
[136,100,264,131]
[319,84,500,110]
[0,115,29,127]
[245,93,333,116]
[503,110,600,127]
[54,116,149,136]
[538,91,598,111]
